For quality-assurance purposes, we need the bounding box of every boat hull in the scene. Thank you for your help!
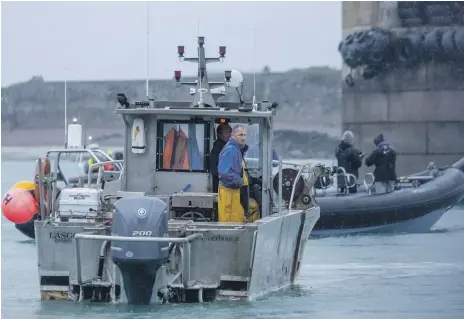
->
[34,206,320,303]
[15,214,37,239]
[311,207,449,237]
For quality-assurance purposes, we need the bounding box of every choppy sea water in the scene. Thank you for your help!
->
[1,158,464,319]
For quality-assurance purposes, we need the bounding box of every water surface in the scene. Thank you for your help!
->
[2,159,464,318]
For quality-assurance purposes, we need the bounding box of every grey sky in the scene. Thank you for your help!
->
[1,1,342,87]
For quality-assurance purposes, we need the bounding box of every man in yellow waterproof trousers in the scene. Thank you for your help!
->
[217,125,258,223]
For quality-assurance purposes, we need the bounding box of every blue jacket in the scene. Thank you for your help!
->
[218,137,245,189]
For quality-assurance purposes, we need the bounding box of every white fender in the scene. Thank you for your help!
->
[131,118,146,154]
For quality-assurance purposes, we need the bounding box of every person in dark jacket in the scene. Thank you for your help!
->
[365,133,397,194]
[335,130,363,194]
[210,123,232,193]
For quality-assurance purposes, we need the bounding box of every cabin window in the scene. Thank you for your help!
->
[213,123,261,168]
[157,120,210,172]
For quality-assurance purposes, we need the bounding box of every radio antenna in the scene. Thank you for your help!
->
[145,1,150,99]
[252,27,257,109]
[64,67,68,148]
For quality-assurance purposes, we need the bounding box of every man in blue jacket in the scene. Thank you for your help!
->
[217,124,250,222]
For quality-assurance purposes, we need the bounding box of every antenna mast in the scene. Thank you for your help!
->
[145,1,150,99]
[252,27,257,109]
[175,37,228,108]
[64,68,68,148]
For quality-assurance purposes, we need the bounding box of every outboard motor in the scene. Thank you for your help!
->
[111,197,169,305]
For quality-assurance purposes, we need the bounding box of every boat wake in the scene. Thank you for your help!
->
[430,225,464,233]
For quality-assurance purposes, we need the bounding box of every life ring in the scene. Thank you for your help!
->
[33,156,51,206]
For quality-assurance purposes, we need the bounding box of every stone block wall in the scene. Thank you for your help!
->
[341,1,464,177]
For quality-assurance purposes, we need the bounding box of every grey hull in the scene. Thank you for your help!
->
[35,207,320,303]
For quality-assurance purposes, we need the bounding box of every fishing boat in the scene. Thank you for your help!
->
[3,36,331,304]
[309,159,464,237]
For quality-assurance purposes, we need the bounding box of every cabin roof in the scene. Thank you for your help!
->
[116,107,275,119]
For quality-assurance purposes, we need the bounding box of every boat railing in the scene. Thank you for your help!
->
[245,157,304,169]
[36,158,47,220]
[73,232,203,288]
[36,149,118,218]
[92,149,124,171]
[397,175,434,183]
[335,167,357,190]
[288,163,312,210]
[363,173,375,195]
[396,175,434,189]
[87,160,125,187]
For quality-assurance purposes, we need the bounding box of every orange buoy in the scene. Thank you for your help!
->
[1,188,38,224]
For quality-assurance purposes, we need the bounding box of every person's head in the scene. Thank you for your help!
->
[341,130,354,145]
[114,152,123,160]
[216,123,232,143]
[373,133,384,146]
[231,124,247,146]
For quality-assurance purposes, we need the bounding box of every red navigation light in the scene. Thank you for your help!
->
[174,71,182,81]
[177,46,185,57]
[219,46,226,57]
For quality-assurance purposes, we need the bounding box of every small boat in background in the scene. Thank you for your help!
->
[310,158,464,237]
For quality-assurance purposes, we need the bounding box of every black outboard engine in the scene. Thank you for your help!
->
[111,197,169,305]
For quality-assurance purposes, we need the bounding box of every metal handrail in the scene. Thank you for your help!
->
[45,149,108,215]
[278,158,283,216]
[88,160,124,187]
[363,173,375,195]
[93,149,123,171]
[74,232,202,242]
[74,233,203,285]
[288,163,312,210]
[335,166,357,189]
[245,157,305,169]
[37,159,46,220]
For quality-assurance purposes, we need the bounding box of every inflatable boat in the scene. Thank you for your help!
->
[310,158,464,237]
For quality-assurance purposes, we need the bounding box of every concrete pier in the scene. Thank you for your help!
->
[342,1,464,176]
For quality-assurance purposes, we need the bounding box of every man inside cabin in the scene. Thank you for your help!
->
[210,123,232,193]
[217,124,252,222]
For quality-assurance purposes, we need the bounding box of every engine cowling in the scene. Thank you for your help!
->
[111,196,169,305]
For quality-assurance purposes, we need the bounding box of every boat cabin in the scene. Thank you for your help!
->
[115,36,281,222]
[116,99,278,221]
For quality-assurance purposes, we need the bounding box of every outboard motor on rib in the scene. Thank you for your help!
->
[111,197,169,305]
